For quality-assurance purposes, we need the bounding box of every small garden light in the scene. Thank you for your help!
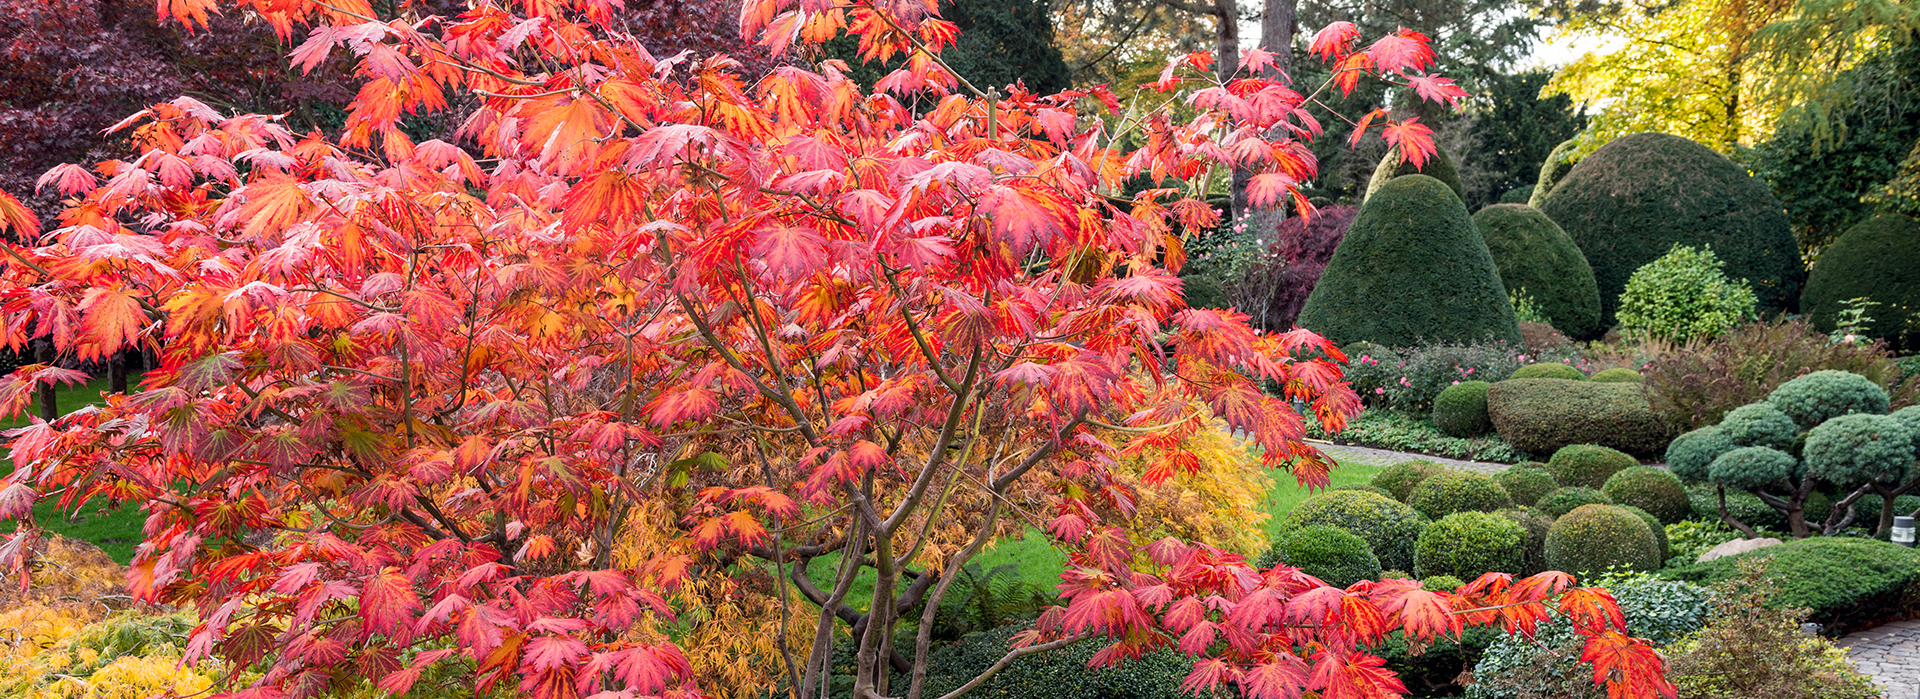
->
[1895,516,1917,547]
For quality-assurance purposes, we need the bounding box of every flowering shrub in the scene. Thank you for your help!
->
[1345,338,1584,412]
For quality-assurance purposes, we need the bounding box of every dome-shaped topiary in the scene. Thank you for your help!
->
[1415,512,1529,580]
[1296,175,1522,347]
[1499,185,1536,204]
[1510,362,1586,380]
[1473,204,1604,340]
[1329,483,1396,498]
[1800,213,1920,351]
[1372,461,1448,502]
[1528,138,1581,209]
[1618,505,1670,561]
[1718,403,1799,450]
[1282,490,1429,572]
[1589,368,1643,383]
[1803,413,1915,486]
[1544,504,1664,577]
[1708,446,1800,491]
[1536,486,1614,518]
[1891,405,1920,437]
[1603,466,1690,524]
[1255,525,1383,587]
[1538,133,1804,324]
[1494,466,1559,507]
[1365,146,1465,203]
[1422,575,1467,592]
[1433,381,1494,437]
[1767,370,1891,428]
[1666,426,1738,484]
[1408,471,1516,520]
[1548,444,1637,489]
[1496,507,1555,574]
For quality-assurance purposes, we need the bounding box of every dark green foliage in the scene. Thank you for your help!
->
[1470,71,1587,205]
[1296,175,1522,347]
[1375,627,1502,698]
[1473,204,1603,340]
[1509,362,1585,380]
[1683,486,1834,532]
[1547,444,1637,489]
[1767,369,1891,428]
[1528,138,1581,209]
[1432,380,1493,437]
[1255,525,1383,587]
[1408,471,1515,519]
[1589,368,1643,383]
[928,564,1055,641]
[1469,575,1712,699]
[1803,413,1914,485]
[1800,213,1920,351]
[1496,507,1554,574]
[1329,483,1396,498]
[1372,460,1448,501]
[1494,466,1559,507]
[1709,446,1799,491]
[1283,490,1429,572]
[1498,185,1535,204]
[1604,467,1691,524]
[828,0,1069,95]
[917,625,1189,699]
[1719,403,1799,450]
[1661,537,1920,629]
[1180,274,1229,309]
[1487,379,1673,456]
[1872,140,1920,218]
[1669,427,1738,483]
[1415,512,1528,579]
[1535,487,1613,519]
[1544,504,1664,577]
[1366,147,1465,203]
[1620,505,1670,560]
[1540,133,1805,323]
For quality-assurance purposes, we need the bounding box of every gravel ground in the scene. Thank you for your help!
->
[1309,440,1513,473]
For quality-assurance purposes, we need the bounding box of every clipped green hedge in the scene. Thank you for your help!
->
[1603,466,1690,524]
[918,625,1189,699]
[1509,362,1585,380]
[1372,460,1449,502]
[1718,403,1799,450]
[1408,471,1515,520]
[1528,138,1582,210]
[1255,525,1382,587]
[1296,175,1522,347]
[1536,487,1613,519]
[1661,537,1920,629]
[1548,444,1637,489]
[1800,213,1920,351]
[1589,368,1642,383]
[1496,507,1554,575]
[1366,146,1466,203]
[1283,490,1429,572]
[1804,413,1914,485]
[1544,504,1664,578]
[1619,505,1670,561]
[1667,427,1738,484]
[1539,133,1804,323]
[1433,381,1494,437]
[1494,466,1559,507]
[1416,512,1529,580]
[1487,379,1673,456]
[1473,204,1604,340]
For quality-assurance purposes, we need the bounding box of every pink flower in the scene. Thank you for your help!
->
[1465,367,1474,374]
[1452,380,1461,385]
[1376,387,1386,394]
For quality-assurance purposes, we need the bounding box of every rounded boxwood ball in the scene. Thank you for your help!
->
[1804,413,1915,486]
[1422,575,1467,592]
[1602,466,1691,524]
[1890,405,1920,437]
[1666,426,1737,484]
[1415,511,1528,580]
[1282,490,1428,572]
[1799,213,1920,351]
[1548,444,1637,489]
[1510,362,1586,380]
[1494,466,1559,507]
[1536,487,1613,518]
[1473,203,1604,341]
[1408,471,1515,520]
[1708,446,1800,491]
[1496,507,1554,574]
[1767,370,1890,429]
[1719,403,1799,450]
[1543,504,1664,578]
[1255,525,1383,587]
[1372,461,1448,502]
[1433,381,1494,437]
[1329,483,1395,498]
[1618,505,1670,561]
[1589,368,1643,383]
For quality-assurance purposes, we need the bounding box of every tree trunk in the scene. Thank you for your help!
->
[33,338,55,421]
[109,351,128,394]
[1226,0,1298,308]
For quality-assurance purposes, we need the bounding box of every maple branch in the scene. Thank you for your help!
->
[674,292,820,445]
[991,415,1085,491]
[0,244,53,278]
[880,264,962,394]
[931,633,1095,699]
[881,341,982,533]
[908,497,1001,699]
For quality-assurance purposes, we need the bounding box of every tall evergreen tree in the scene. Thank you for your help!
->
[1468,71,1588,205]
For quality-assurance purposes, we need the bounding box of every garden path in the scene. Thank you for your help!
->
[1840,620,1920,699]
[1308,441,1510,473]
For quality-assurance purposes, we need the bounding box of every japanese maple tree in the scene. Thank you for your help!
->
[0,1,1670,699]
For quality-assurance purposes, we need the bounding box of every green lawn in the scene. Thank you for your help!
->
[3,373,148,563]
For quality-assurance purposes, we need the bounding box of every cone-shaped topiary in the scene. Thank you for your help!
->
[1604,466,1690,524]
[1495,466,1559,507]
[1296,175,1522,347]
[1719,403,1799,451]
[1415,511,1528,580]
[1667,426,1737,484]
[1510,362,1586,380]
[1803,413,1914,486]
[1548,444,1637,489]
[1544,504,1664,577]
[1708,446,1800,491]
[1433,381,1493,437]
[1365,146,1465,203]
[1372,461,1448,502]
[1528,138,1581,209]
[1473,204,1604,340]
[1539,133,1805,323]
[1800,213,1920,351]
[1408,471,1515,520]
[1767,370,1891,429]
[1496,507,1554,574]
[1255,525,1383,587]
[1283,490,1429,572]
[1536,486,1614,518]
[1589,368,1643,383]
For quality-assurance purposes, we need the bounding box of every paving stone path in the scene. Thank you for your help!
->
[1839,619,1920,699]
[1309,441,1512,474]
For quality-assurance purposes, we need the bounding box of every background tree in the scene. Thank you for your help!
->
[1467,70,1587,206]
